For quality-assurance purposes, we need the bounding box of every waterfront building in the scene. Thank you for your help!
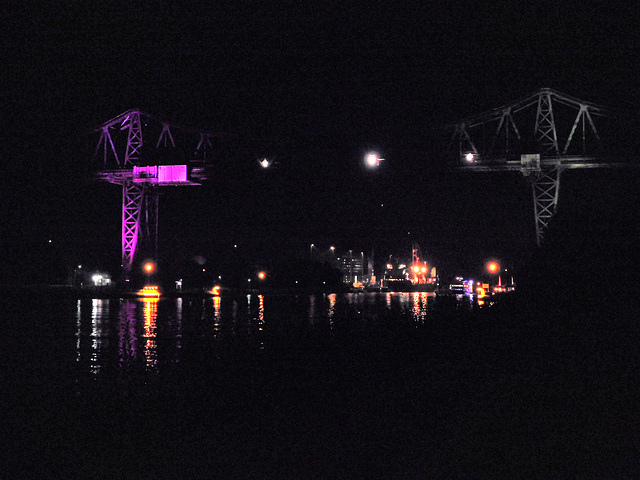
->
[337,250,365,284]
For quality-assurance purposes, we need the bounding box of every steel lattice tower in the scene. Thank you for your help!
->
[93,110,213,278]
[449,88,626,246]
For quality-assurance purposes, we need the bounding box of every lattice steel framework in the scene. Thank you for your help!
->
[93,109,215,276]
[448,88,622,246]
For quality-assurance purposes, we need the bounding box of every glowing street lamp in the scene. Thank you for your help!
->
[486,261,500,274]
[143,261,156,275]
[257,271,266,280]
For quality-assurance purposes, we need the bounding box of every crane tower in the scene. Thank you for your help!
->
[449,88,626,245]
[93,109,215,278]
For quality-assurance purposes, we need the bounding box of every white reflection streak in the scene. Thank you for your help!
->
[90,299,109,375]
[412,292,429,324]
[75,299,82,364]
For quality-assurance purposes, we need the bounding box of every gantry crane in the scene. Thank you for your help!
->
[449,88,628,246]
[93,109,216,278]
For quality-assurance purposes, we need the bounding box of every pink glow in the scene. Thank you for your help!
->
[133,165,188,183]
[158,164,187,183]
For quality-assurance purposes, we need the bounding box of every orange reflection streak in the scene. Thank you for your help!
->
[412,292,421,320]
[258,295,265,324]
[411,292,430,323]
[258,294,265,351]
[142,297,159,369]
[327,294,336,319]
[213,295,221,320]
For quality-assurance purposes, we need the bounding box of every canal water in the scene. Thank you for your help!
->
[2,291,638,478]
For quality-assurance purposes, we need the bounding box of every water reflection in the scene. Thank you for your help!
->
[212,296,222,337]
[73,292,448,378]
[309,295,316,322]
[91,299,109,374]
[118,300,138,369]
[213,295,221,320]
[411,292,432,324]
[327,294,336,325]
[142,298,158,370]
[76,298,110,376]
[258,294,265,350]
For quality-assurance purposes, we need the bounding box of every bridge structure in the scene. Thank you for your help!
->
[92,109,217,278]
[449,88,629,246]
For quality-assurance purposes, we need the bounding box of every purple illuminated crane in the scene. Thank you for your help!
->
[93,110,215,277]
[449,88,628,246]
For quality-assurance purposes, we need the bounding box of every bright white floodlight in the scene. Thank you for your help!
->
[465,152,475,162]
[365,153,383,167]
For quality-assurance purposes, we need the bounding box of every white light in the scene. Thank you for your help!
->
[259,158,271,168]
[365,153,384,167]
[465,152,475,162]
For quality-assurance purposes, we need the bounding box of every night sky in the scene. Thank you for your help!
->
[3,2,640,283]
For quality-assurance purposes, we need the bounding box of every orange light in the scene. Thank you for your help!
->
[138,285,161,297]
[487,261,500,274]
[143,262,155,274]
[210,285,221,296]
[421,267,427,273]
[257,271,266,280]
[412,266,420,273]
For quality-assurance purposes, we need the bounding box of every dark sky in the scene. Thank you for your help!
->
[2,1,639,281]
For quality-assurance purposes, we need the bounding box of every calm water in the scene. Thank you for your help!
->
[70,293,439,379]
[2,291,638,479]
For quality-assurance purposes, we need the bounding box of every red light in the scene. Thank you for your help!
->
[143,262,155,274]
[258,271,266,280]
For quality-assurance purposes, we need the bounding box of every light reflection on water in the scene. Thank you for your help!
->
[74,292,439,378]
[143,298,158,370]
